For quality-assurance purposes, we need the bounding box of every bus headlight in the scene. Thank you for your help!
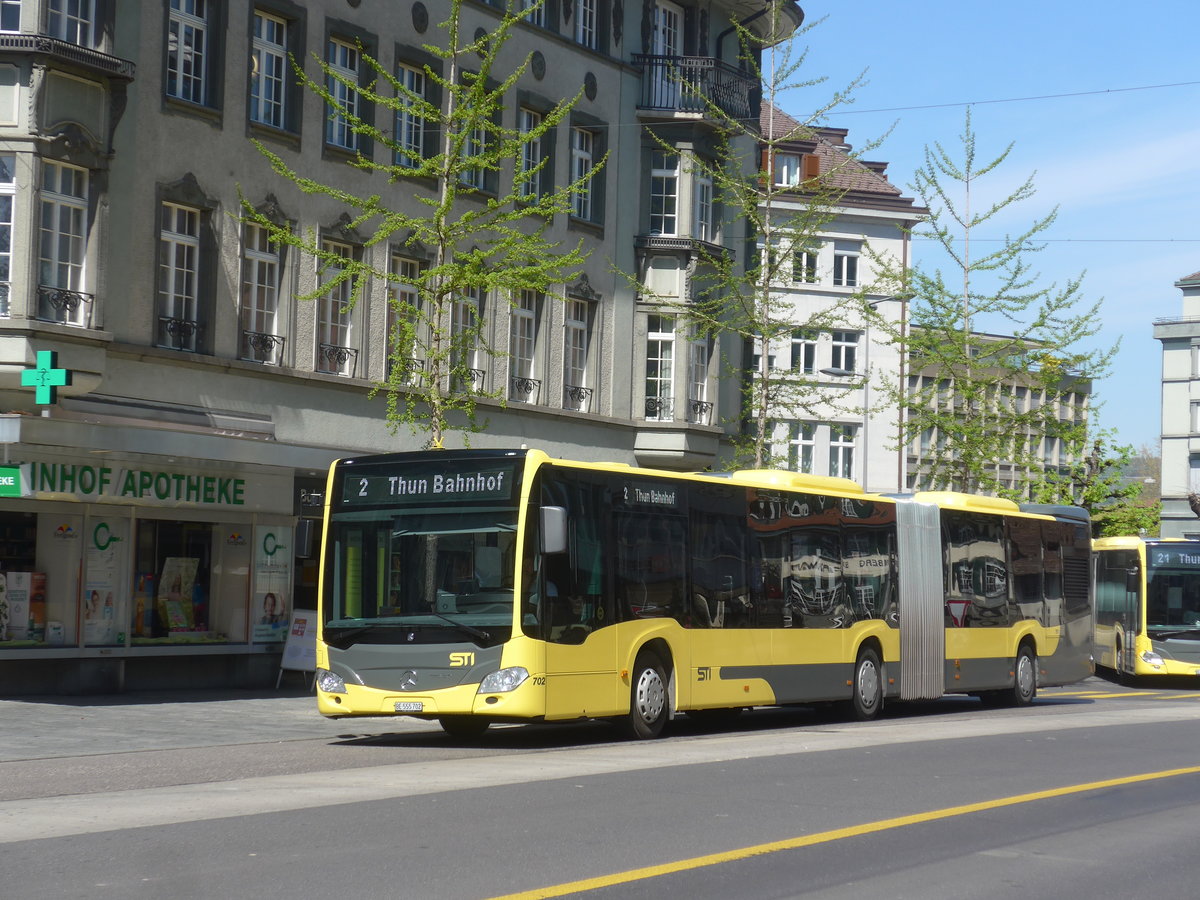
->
[1140,651,1165,670]
[316,668,347,694]
[479,667,529,693]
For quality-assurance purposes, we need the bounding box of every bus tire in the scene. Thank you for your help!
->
[849,646,883,721]
[623,650,669,740]
[1011,645,1037,706]
[439,716,490,739]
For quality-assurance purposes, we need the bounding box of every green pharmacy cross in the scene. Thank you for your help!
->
[21,350,71,405]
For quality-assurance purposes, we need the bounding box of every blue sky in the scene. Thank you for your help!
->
[782,1,1200,453]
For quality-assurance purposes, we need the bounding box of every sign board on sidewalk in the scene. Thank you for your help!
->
[277,609,317,689]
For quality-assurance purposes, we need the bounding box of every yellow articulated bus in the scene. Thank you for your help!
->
[1094,536,1200,678]
[314,449,1093,739]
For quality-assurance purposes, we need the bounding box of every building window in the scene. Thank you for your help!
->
[0,1,18,31]
[317,240,356,376]
[570,127,595,220]
[791,329,816,374]
[649,151,678,236]
[831,331,859,373]
[459,123,488,190]
[240,223,282,363]
[451,287,484,389]
[158,202,201,351]
[789,422,815,473]
[387,254,421,383]
[509,290,540,403]
[792,245,818,283]
[39,160,89,324]
[518,108,542,199]
[250,11,288,129]
[563,298,590,411]
[833,240,860,287]
[167,0,210,105]
[830,423,857,479]
[694,167,714,242]
[645,314,674,421]
[575,0,597,49]
[688,336,710,424]
[326,38,360,151]
[774,152,800,187]
[48,0,95,47]
[395,63,426,168]
[0,154,13,317]
[519,0,545,28]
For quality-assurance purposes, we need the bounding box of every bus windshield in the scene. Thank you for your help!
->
[324,508,519,647]
[1146,542,1200,636]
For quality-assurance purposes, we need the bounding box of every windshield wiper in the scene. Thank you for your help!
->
[324,622,398,650]
[1151,627,1200,639]
[428,610,493,645]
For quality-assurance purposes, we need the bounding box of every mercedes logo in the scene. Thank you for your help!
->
[399,671,418,691]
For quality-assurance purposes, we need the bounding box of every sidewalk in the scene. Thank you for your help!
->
[0,686,435,762]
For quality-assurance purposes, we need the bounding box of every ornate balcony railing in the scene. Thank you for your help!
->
[564,384,593,412]
[240,330,285,365]
[689,399,713,425]
[0,34,136,80]
[645,395,675,421]
[453,367,485,392]
[39,286,94,327]
[157,315,202,351]
[632,54,756,121]
[509,376,541,404]
[389,356,424,387]
[317,343,359,377]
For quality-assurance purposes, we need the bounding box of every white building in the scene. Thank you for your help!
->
[758,105,925,493]
[1156,268,1200,537]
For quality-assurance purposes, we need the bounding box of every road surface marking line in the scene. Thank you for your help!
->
[489,764,1200,900]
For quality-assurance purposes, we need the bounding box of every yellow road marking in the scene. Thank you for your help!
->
[490,764,1200,900]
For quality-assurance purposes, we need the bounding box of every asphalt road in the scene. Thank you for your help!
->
[3,674,1200,899]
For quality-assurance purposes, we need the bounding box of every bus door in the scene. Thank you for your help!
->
[1119,564,1140,675]
[538,503,621,720]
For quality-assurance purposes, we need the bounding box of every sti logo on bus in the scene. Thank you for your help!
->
[450,652,475,667]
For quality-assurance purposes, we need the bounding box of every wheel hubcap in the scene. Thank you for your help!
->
[858,662,879,707]
[1017,655,1034,696]
[635,668,665,723]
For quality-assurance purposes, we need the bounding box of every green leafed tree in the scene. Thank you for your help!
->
[240,0,599,448]
[634,13,871,470]
[870,109,1117,496]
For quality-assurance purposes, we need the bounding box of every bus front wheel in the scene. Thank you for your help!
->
[848,647,883,721]
[623,651,669,739]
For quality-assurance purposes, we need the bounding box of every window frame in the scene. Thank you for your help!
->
[829,423,858,480]
[830,330,859,373]
[240,222,283,362]
[563,297,591,410]
[648,149,678,236]
[157,201,202,351]
[39,160,90,315]
[645,314,675,421]
[325,36,361,152]
[316,239,357,376]
[509,289,540,403]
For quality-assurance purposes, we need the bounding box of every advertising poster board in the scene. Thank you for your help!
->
[277,609,316,689]
[252,526,292,643]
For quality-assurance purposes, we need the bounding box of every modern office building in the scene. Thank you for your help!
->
[1156,268,1200,538]
[0,0,801,692]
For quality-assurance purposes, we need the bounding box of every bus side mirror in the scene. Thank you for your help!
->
[541,506,568,555]
[1126,568,1139,593]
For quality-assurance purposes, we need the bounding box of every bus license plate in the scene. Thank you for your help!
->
[394,701,424,712]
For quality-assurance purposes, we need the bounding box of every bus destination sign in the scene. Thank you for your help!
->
[1148,543,1200,569]
[342,462,518,506]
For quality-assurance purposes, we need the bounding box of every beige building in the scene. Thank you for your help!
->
[0,0,801,692]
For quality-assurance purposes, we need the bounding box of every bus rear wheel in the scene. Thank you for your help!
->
[623,651,669,739]
[439,716,490,739]
[848,647,883,721]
